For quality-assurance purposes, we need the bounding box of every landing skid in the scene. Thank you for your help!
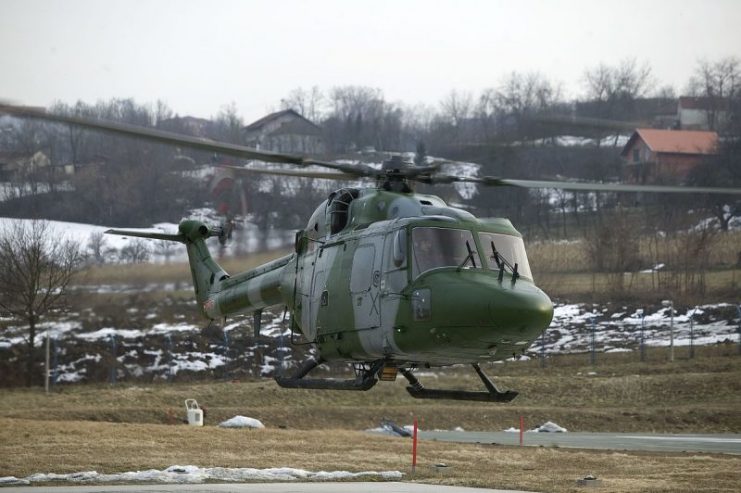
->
[274,358,383,391]
[400,363,518,402]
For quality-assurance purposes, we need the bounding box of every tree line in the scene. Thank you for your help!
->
[0,57,738,238]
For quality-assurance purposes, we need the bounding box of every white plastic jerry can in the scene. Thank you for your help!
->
[185,399,203,426]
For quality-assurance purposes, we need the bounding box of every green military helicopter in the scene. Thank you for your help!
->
[2,104,740,402]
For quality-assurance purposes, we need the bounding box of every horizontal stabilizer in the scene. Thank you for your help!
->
[105,228,185,243]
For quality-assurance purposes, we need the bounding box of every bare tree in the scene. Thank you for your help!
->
[322,85,402,151]
[583,209,641,293]
[281,86,325,123]
[583,59,654,121]
[492,72,562,141]
[687,57,739,131]
[584,59,653,102]
[213,102,244,144]
[119,239,151,263]
[689,57,739,99]
[496,72,560,116]
[439,90,473,128]
[155,239,177,263]
[0,220,83,386]
[86,231,113,265]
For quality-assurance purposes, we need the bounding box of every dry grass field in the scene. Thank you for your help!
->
[1,347,739,433]
[0,348,739,492]
[528,231,741,274]
[2,232,740,491]
[1,418,739,492]
[72,230,741,304]
[76,249,292,286]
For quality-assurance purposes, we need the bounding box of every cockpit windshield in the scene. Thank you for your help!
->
[478,232,533,280]
[411,227,477,277]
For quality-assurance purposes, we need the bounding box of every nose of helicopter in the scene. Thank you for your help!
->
[488,282,554,334]
[398,272,555,361]
[413,271,553,335]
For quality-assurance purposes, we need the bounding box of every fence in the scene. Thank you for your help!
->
[1,303,739,388]
[536,302,740,368]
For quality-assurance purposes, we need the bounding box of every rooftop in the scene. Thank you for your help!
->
[678,96,730,111]
[621,128,718,157]
[244,109,320,132]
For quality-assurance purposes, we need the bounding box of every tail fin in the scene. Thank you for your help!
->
[106,220,228,306]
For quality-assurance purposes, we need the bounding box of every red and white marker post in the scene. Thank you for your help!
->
[412,417,418,473]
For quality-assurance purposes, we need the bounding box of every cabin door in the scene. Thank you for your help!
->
[350,237,383,330]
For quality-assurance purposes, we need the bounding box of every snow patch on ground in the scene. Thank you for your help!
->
[0,216,293,264]
[6,466,402,484]
[429,155,480,200]
[74,323,200,342]
[530,421,568,433]
[503,421,567,433]
[539,302,740,355]
[218,416,265,429]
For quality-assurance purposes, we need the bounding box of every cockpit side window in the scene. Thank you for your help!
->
[411,227,478,278]
[478,232,533,280]
[328,188,359,234]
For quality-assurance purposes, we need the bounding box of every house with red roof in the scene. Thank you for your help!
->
[621,128,718,184]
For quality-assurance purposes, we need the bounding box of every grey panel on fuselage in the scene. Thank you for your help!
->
[307,269,324,340]
[297,245,318,338]
[379,228,406,357]
[351,237,382,336]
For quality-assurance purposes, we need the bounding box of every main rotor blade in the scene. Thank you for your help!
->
[220,165,359,181]
[427,174,741,195]
[0,103,378,178]
[523,114,644,131]
[495,178,741,195]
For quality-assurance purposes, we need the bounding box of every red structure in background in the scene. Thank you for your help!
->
[621,128,718,184]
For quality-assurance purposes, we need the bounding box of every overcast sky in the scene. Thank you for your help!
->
[1,0,739,123]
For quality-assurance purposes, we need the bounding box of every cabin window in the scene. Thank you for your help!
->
[328,188,360,234]
[411,227,478,278]
[351,244,375,293]
[478,232,533,280]
[392,229,407,267]
[632,148,640,163]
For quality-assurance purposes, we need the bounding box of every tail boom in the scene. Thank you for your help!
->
[105,220,292,320]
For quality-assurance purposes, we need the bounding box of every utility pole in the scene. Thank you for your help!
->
[540,331,546,369]
[590,314,596,366]
[669,301,674,362]
[45,331,50,394]
[662,300,674,362]
[737,304,741,355]
[640,308,646,362]
[689,306,696,359]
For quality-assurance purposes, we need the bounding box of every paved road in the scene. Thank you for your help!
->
[420,431,741,454]
[0,483,534,493]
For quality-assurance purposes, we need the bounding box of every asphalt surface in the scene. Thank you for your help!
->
[420,431,741,454]
[0,483,534,493]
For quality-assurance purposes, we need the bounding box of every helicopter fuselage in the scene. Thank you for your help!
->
[201,187,553,367]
